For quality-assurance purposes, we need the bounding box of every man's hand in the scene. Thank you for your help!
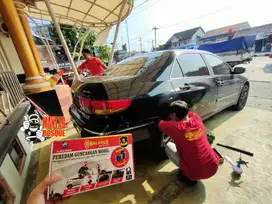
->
[27,174,63,204]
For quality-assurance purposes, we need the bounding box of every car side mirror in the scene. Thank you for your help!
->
[233,67,245,74]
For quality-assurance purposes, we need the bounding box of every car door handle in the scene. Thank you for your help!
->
[216,80,225,86]
[179,84,192,90]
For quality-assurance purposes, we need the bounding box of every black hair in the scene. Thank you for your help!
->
[169,101,189,119]
[82,49,91,54]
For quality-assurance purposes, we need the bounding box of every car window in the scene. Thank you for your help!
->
[203,54,231,75]
[171,60,183,78]
[176,54,210,77]
[102,53,162,77]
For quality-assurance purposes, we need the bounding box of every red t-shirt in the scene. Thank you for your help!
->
[159,112,219,180]
[78,57,105,76]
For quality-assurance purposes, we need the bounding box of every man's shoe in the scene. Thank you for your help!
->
[178,171,198,186]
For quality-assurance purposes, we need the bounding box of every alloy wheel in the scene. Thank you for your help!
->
[239,85,249,107]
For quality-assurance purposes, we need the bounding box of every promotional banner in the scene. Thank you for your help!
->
[47,134,134,200]
[20,114,66,143]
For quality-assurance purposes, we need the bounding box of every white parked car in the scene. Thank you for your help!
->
[66,175,92,189]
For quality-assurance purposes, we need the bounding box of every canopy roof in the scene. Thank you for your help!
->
[23,0,133,34]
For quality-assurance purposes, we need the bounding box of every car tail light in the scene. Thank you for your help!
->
[79,97,131,115]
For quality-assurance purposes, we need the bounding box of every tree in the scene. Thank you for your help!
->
[48,24,112,62]
[48,24,96,55]
[78,30,96,52]
[158,45,165,50]
[96,45,111,62]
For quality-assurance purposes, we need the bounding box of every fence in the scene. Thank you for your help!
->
[0,71,25,126]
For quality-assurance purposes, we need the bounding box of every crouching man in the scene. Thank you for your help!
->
[159,101,219,185]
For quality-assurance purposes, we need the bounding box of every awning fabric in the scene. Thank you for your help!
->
[24,0,133,35]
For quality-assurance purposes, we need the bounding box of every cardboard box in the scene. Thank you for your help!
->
[54,85,72,124]
[47,134,134,200]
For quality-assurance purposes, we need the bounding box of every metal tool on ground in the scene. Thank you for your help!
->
[216,143,254,157]
[213,148,224,164]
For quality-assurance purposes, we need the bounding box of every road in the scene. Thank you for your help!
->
[21,57,272,204]
[247,81,272,111]
[147,57,272,204]
[244,57,272,112]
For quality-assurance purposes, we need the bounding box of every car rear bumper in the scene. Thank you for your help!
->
[82,122,154,136]
[70,104,154,136]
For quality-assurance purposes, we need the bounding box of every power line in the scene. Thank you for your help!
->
[126,3,239,49]
[127,0,162,19]
[159,4,236,30]
[133,0,150,10]
[129,29,153,42]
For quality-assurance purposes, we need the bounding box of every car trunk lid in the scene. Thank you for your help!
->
[72,76,134,116]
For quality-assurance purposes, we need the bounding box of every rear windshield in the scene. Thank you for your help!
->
[102,53,163,77]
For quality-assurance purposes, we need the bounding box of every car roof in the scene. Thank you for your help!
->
[152,49,212,55]
[125,49,213,60]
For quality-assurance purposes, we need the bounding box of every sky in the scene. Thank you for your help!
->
[107,0,272,52]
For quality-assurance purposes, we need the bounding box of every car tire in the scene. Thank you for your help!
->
[67,184,73,189]
[148,124,168,162]
[232,84,249,110]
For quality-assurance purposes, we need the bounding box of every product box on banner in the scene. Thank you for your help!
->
[47,134,134,200]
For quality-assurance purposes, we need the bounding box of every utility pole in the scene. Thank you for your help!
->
[139,37,142,52]
[121,36,123,47]
[125,20,131,56]
[152,40,154,51]
[152,26,159,50]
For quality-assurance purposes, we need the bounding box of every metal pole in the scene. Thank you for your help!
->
[26,14,59,71]
[139,37,142,52]
[155,29,157,49]
[77,28,92,65]
[125,20,131,56]
[108,0,127,67]
[152,27,159,50]
[72,39,81,59]
[26,13,65,84]
[44,0,80,81]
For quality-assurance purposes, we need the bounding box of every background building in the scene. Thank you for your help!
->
[165,27,205,49]
[200,22,250,44]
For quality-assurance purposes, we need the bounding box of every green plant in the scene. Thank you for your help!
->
[96,45,112,62]
[48,24,96,54]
